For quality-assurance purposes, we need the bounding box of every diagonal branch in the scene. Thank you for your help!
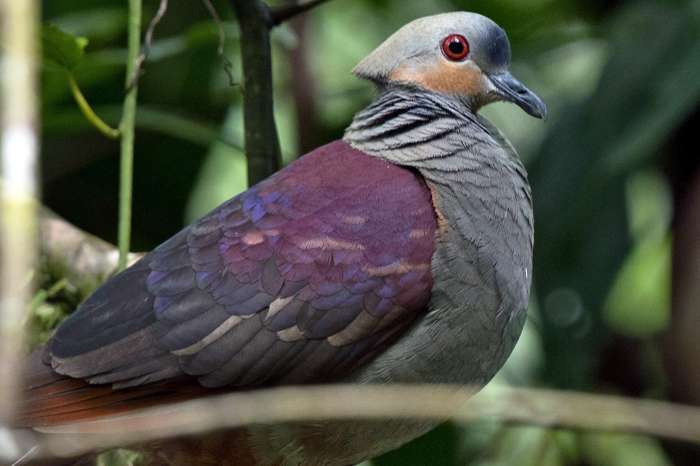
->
[11,384,700,462]
[128,0,169,91]
[269,0,333,27]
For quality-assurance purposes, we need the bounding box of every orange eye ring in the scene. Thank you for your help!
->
[441,34,470,61]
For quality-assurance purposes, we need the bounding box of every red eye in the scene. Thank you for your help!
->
[441,34,470,61]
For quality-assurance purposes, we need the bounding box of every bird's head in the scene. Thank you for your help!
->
[353,12,547,119]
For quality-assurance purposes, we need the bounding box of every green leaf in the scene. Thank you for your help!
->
[41,23,89,71]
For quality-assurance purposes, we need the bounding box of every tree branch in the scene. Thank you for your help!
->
[224,0,336,185]
[229,0,281,185]
[10,384,700,463]
[269,0,333,27]
[38,208,141,297]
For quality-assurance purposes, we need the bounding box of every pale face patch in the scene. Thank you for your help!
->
[390,60,491,97]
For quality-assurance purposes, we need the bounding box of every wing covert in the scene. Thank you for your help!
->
[48,140,437,391]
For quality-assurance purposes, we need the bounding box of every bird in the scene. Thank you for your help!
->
[18,11,546,466]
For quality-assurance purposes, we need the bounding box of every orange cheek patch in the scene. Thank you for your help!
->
[390,62,489,96]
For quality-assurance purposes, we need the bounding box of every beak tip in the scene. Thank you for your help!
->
[490,72,548,121]
[532,103,548,120]
[519,92,547,120]
[519,96,547,121]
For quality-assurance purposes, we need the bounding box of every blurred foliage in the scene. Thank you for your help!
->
[34,0,700,465]
[97,449,143,466]
[41,23,88,71]
[605,171,671,338]
[27,278,74,349]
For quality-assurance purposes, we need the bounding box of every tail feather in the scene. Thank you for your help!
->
[18,347,208,428]
[15,348,262,466]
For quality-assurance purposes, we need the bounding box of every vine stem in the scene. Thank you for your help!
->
[67,73,120,139]
[117,0,142,272]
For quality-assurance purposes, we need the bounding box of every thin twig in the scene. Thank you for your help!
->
[0,0,39,423]
[201,0,225,55]
[201,0,236,86]
[12,384,700,462]
[117,0,142,272]
[269,0,334,27]
[128,0,168,91]
[10,445,36,466]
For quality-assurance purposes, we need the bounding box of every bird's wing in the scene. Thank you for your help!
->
[43,141,436,401]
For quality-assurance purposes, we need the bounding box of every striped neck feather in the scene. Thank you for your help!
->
[343,86,526,183]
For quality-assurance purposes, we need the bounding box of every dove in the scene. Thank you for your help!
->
[20,11,545,466]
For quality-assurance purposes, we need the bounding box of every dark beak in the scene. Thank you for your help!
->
[489,72,547,119]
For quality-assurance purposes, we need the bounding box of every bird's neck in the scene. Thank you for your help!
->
[343,85,525,181]
[344,86,533,385]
